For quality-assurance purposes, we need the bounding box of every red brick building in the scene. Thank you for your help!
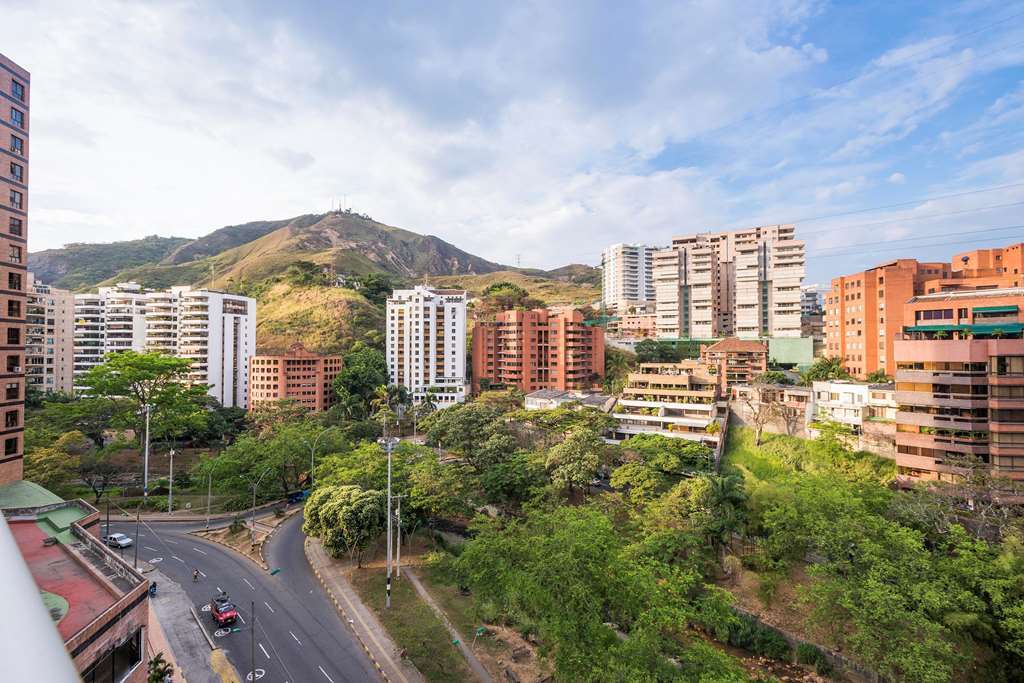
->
[0,55,29,485]
[471,309,605,394]
[248,343,343,412]
[700,337,768,392]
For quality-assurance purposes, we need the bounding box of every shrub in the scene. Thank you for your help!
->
[795,643,819,665]
[229,517,245,534]
[726,613,791,661]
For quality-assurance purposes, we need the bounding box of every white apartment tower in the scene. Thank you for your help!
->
[654,225,805,340]
[73,283,256,408]
[25,273,74,394]
[601,243,656,311]
[386,286,467,407]
[73,282,149,379]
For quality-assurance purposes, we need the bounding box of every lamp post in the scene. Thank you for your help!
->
[250,468,272,546]
[142,404,152,500]
[377,432,398,609]
[303,426,340,490]
[167,449,176,514]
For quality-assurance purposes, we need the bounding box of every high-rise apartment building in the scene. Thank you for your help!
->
[825,243,1024,380]
[249,343,343,413]
[74,284,256,408]
[892,287,1024,481]
[653,225,804,340]
[386,286,467,407]
[601,243,656,311]
[0,55,30,484]
[73,282,149,380]
[470,308,605,394]
[26,273,74,394]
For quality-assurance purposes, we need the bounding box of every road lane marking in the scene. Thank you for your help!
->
[172,555,184,563]
[216,586,222,593]
[198,570,207,578]
[237,613,245,624]
[263,601,274,614]
[192,547,207,555]
[243,578,255,591]
[318,666,334,683]
[165,539,177,545]
[258,642,269,659]
[144,546,157,551]
[289,631,301,645]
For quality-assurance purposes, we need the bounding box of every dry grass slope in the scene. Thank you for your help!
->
[255,283,384,354]
[431,270,600,306]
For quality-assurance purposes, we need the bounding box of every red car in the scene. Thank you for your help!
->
[210,595,238,627]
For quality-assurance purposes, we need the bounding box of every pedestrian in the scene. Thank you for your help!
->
[193,568,199,583]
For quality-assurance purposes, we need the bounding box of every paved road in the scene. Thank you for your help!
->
[110,513,380,683]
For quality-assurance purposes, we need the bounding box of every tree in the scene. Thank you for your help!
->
[753,370,793,385]
[356,273,399,306]
[36,396,120,449]
[635,339,681,363]
[865,369,892,383]
[333,343,389,414]
[250,399,305,438]
[146,652,174,683]
[741,384,780,446]
[610,461,665,503]
[421,402,513,471]
[800,356,852,385]
[79,443,131,503]
[479,451,546,513]
[603,346,635,394]
[23,431,91,496]
[546,426,602,496]
[305,484,386,566]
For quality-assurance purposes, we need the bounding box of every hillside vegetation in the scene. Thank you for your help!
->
[432,270,600,306]
[29,235,192,289]
[254,282,384,354]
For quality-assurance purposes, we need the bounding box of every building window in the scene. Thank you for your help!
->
[6,301,18,318]
[11,81,24,102]
[4,410,16,428]
[10,135,23,155]
[10,108,24,129]
[4,437,15,456]
[9,163,22,183]
[8,246,21,264]
[6,328,18,345]
[80,626,142,683]
[8,218,21,237]
[8,273,20,290]
[9,190,22,210]
[4,382,16,400]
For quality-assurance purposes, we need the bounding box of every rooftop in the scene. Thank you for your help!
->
[704,337,767,354]
[907,287,1024,303]
[0,480,64,509]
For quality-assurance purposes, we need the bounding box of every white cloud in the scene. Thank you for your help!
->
[889,172,906,184]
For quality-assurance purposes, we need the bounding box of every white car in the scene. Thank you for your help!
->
[103,533,133,548]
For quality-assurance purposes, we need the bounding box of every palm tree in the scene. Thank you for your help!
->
[703,474,748,552]
[147,652,174,683]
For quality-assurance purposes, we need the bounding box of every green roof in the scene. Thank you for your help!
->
[973,305,1019,313]
[0,480,64,509]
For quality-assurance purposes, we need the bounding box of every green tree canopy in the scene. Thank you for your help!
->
[800,356,852,385]
[333,343,389,416]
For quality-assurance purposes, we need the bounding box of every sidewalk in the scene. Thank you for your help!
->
[147,601,184,682]
[149,568,234,683]
[305,537,424,683]
[405,567,493,683]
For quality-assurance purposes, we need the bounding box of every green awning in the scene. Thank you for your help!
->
[903,323,1024,334]
[973,305,1018,313]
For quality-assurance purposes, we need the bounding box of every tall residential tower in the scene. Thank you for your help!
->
[601,243,656,311]
[0,55,30,484]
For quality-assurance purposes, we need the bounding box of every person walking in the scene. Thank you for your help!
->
[193,568,200,583]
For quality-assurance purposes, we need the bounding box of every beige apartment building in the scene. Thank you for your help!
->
[610,361,722,447]
[0,55,30,484]
[26,273,73,394]
[654,225,805,340]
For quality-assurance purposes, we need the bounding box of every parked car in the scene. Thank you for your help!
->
[103,533,133,548]
[210,594,238,627]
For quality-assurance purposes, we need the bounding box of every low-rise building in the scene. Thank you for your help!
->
[610,361,722,446]
[249,343,343,413]
[732,383,815,438]
[524,389,616,412]
[0,480,150,681]
[700,337,768,391]
[471,308,604,395]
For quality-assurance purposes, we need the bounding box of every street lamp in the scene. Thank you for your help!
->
[133,403,153,571]
[302,426,341,490]
[167,449,176,514]
[377,434,399,609]
[250,467,273,546]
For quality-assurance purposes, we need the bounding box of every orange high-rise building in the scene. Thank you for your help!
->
[0,55,29,485]
[471,309,605,394]
[248,343,343,412]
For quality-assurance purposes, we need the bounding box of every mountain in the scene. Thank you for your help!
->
[430,270,600,306]
[29,235,192,290]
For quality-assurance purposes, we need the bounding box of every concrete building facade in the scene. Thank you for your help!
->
[654,224,804,341]
[0,55,30,484]
[700,337,768,392]
[26,273,74,394]
[249,343,343,413]
[73,283,149,381]
[601,243,656,311]
[610,361,722,446]
[471,308,605,395]
[387,286,467,407]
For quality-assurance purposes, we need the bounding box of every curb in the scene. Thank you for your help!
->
[257,507,301,569]
[188,528,268,570]
[189,606,218,651]
[304,537,393,683]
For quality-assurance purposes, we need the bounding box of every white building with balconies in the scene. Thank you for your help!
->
[73,282,149,380]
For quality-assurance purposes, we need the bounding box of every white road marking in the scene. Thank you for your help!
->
[192,547,207,555]
[243,578,255,590]
[165,539,177,545]
[258,642,269,659]
[216,586,222,593]
[318,666,334,683]
[237,613,245,624]
[289,631,301,645]
[263,601,274,613]
[198,570,207,578]
[144,546,157,551]
[172,555,183,563]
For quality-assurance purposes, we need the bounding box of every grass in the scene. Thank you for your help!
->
[721,428,791,482]
[420,562,500,656]
[350,567,475,683]
[431,270,600,305]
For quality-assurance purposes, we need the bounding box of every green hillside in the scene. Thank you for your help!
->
[29,235,192,290]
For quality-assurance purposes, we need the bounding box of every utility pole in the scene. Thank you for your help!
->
[105,498,110,538]
[167,449,175,513]
[378,427,397,609]
[206,472,212,530]
[394,494,404,579]
[251,601,256,683]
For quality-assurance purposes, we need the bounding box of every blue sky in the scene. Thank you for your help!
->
[7,0,1024,285]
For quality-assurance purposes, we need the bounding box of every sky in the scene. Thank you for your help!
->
[7,0,1024,285]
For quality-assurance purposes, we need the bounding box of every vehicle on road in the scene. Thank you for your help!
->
[210,594,238,626]
[103,533,133,548]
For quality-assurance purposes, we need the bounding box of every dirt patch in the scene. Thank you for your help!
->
[192,507,300,565]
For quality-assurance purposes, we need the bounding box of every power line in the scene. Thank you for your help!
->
[801,199,1024,237]
[808,223,1024,255]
